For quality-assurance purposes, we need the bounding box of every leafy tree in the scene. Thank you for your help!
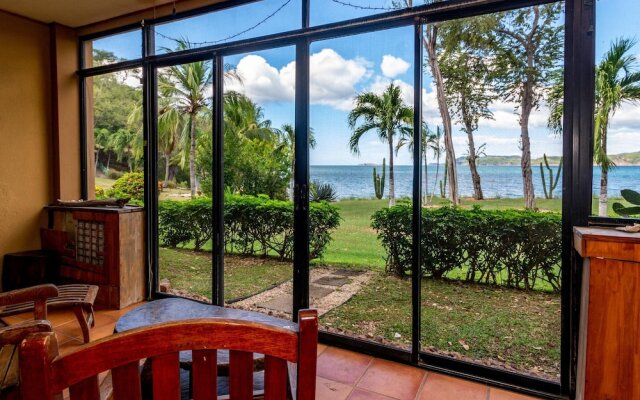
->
[593,38,640,216]
[439,20,495,200]
[159,39,213,198]
[108,128,143,172]
[488,4,564,209]
[401,0,459,205]
[198,92,291,199]
[348,83,413,207]
[397,122,441,205]
[277,124,316,201]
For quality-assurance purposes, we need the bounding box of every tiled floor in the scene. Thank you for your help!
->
[6,305,540,400]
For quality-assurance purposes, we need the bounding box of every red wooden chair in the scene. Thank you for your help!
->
[19,309,318,400]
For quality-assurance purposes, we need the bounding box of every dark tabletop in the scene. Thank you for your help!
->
[116,297,297,379]
[115,297,298,333]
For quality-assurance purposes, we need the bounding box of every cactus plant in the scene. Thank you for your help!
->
[613,189,640,216]
[540,154,562,199]
[439,163,448,199]
[373,158,386,200]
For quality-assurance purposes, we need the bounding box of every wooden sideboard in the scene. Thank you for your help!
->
[574,226,640,400]
[41,206,146,309]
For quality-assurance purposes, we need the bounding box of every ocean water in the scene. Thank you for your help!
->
[310,165,640,200]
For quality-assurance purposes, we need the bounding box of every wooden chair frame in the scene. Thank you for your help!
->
[19,309,318,400]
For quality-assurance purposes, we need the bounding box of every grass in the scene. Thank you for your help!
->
[321,274,561,378]
[159,247,291,301]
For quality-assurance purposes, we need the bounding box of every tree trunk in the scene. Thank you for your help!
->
[189,114,197,198]
[598,127,609,216]
[423,149,428,205]
[388,134,396,207]
[425,25,459,205]
[95,149,100,175]
[599,168,608,216]
[520,83,536,210]
[164,153,171,187]
[462,95,483,200]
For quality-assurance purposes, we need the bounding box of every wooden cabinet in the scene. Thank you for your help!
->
[574,227,640,400]
[41,206,146,309]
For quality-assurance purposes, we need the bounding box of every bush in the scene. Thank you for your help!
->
[371,206,562,291]
[158,195,341,258]
[107,172,144,205]
[95,186,107,199]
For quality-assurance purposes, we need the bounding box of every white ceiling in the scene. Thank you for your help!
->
[0,0,177,28]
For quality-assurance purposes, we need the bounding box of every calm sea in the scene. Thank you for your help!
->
[310,165,640,200]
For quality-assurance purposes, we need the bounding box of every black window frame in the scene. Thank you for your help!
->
[77,0,599,398]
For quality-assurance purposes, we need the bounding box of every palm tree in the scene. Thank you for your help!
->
[278,124,316,201]
[159,39,213,198]
[594,38,640,216]
[396,122,440,205]
[348,83,413,207]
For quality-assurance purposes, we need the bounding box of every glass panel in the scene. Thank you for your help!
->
[309,27,414,349]
[220,47,296,315]
[419,3,564,381]
[155,0,302,55]
[592,0,640,218]
[86,69,144,202]
[84,29,142,68]
[156,60,214,302]
[310,0,412,26]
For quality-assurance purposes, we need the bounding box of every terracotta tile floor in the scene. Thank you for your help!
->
[6,305,541,400]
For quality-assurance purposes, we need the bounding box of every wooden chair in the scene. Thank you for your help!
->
[0,284,98,344]
[0,284,59,399]
[19,309,318,400]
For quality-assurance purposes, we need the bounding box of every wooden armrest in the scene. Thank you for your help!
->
[0,320,52,347]
[0,285,59,307]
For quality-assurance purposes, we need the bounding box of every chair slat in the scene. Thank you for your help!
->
[69,375,100,400]
[296,310,318,400]
[192,349,217,400]
[151,353,180,400]
[111,361,142,400]
[264,356,287,400]
[229,350,253,400]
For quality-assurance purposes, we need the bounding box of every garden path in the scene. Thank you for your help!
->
[230,267,374,318]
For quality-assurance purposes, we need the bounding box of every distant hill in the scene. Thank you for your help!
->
[455,151,640,166]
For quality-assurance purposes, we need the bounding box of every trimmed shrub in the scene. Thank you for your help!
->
[158,195,341,258]
[371,205,562,291]
[107,172,144,205]
[95,186,107,199]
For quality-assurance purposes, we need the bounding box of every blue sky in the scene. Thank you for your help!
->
[94,0,640,165]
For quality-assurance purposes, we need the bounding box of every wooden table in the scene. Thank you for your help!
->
[115,298,298,398]
[574,226,640,400]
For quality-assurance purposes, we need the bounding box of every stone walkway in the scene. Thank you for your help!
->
[230,267,375,318]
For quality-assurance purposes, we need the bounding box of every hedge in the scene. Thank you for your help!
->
[158,195,341,260]
[371,206,562,291]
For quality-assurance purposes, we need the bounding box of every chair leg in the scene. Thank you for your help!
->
[73,307,90,344]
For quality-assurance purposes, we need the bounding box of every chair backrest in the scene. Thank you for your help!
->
[19,309,318,400]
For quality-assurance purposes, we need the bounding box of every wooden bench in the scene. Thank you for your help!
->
[0,284,98,343]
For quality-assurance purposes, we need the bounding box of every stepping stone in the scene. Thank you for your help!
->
[313,276,351,287]
[309,284,333,300]
[333,269,367,277]
[258,295,292,314]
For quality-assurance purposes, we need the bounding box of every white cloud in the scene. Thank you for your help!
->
[225,55,295,103]
[226,49,372,111]
[380,55,410,78]
[310,48,372,110]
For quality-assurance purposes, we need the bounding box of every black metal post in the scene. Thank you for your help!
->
[213,54,226,306]
[78,38,88,200]
[411,20,423,364]
[293,39,311,321]
[302,0,310,28]
[561,0,595,396]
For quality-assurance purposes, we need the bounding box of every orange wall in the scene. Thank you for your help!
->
[0,11,52,283]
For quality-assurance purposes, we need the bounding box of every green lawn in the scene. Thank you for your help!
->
[321,274,560,379]
[159,247,291,301]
